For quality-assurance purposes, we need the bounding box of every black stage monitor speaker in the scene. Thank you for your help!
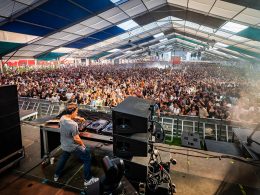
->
[181,132,201,149]
[0,85,23,160]
[124,160,147,183]
[112,96,153,135]
[113,133,149,158]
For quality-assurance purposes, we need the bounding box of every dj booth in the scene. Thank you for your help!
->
[40,125,113,158]
[40,110,113,159]
[39,97,176,195]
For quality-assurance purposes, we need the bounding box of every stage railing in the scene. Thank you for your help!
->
[153,114,243,143]
[18,97,250,143]
[18,97,111,117]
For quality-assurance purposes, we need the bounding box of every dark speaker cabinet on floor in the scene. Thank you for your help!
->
[0,85,24,173]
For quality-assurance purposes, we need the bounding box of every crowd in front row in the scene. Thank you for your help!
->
[1,63,260,122]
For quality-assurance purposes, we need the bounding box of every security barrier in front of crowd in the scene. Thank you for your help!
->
[18,97,252,143]
[18,97,112,117]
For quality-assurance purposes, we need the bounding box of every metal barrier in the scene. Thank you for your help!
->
[18,97,250,143]
[153,114,241,143]
[18,97,62,117]
[18,97,111,118]
[77,104,111,113]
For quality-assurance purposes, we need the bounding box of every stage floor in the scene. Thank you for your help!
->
[1,124,260,195]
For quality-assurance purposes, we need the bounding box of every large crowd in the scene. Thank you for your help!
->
[1,63,260,121]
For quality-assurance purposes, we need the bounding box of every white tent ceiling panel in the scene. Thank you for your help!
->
[83,45,100,51]
[90,19,112,30]
[107,12,129,24]
[210,0,245,19]
[6,50,39,57]
[160,23,172,30]
[148,28,162,36]
[208,36,223,42]
[50,32,73,40]
[143,0,167,10]
[177,39,197,46]
[221,47,241,55]
[188,0,215,13]
[118,40,129,45]
[174,20,185,26]
[229,35,250,43]
[248,48,260,53]
[185,21,200,29]
[52,47,76,53]
[97,41,110,47]
[119,0,142,10]
[235,44,252,50]
[19,44,38,51]
[129,36,140,42]
[18,51,41,56]
[75,27,96,36]
[167,0,188,7]
[170,16,183,21]
[64,24,86,33]
[0,30,39,43]
[195,31,210,38]
[34,38,56,45]
[234,8,260,26]
[138,32,151,38]
[124,4,147,17]
[219,39,236,45]
[119,0,147,17]
[106,36,122,43]
[157,17,171,26]
[118,32,131,39]
[6,50,24,56]
[172,23,183,29]
[163,20,173,27]
[99,7,121,18]
[16,0,39,5]
[183,28,199,35]
[143,22,158,31]
[245,41,260,48]
[130,27,144,36]
[54,32,81,41]
[45,39,67,46]
[11,50,37,57]
[80,16,102,26]
[215,30,233,38]
[34,45,55,52]
[199,25,215,34]
[20,44,54,52]
[0,0,27,17]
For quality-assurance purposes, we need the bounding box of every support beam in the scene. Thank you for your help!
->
[0,58,3,74]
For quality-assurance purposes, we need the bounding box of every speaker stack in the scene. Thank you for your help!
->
[0,85,24,173]
[112,96,153,159]
[112,96,154,190]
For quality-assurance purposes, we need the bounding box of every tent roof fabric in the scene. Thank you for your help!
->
[37,52,67,60]
[0,0,260,62]
[0,41,25,57]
